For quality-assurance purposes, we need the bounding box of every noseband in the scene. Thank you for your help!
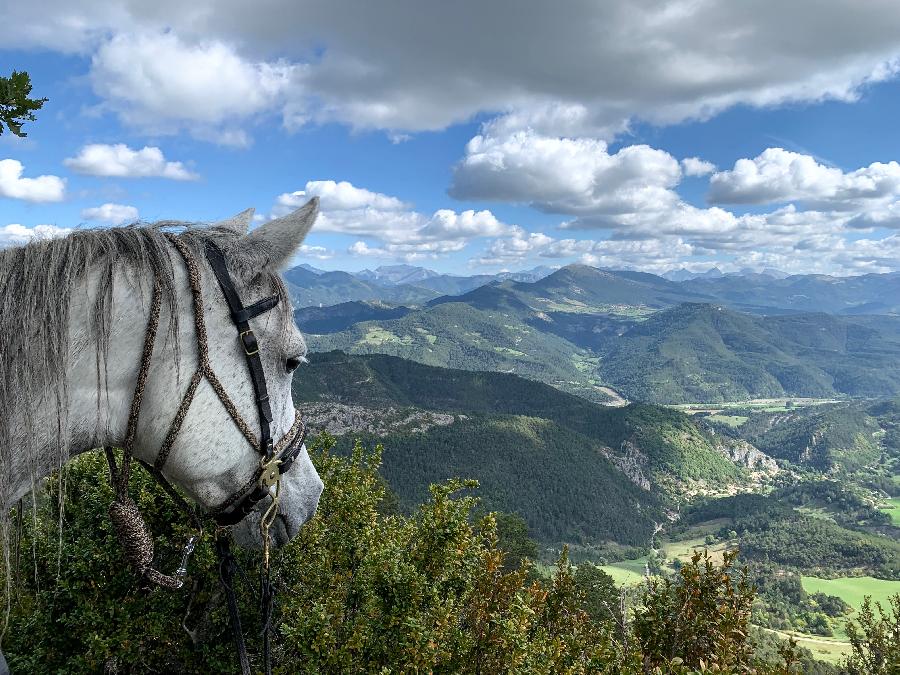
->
[104,232,307,672]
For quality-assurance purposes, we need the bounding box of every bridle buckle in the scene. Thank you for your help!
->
[239,329,259,356]
[259,455,282,489]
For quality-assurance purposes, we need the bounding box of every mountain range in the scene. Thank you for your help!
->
[288,264,557,307]
[298,263,900,403]
[287,261,900,315]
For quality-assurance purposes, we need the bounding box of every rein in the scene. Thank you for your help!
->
[104,233,306,674]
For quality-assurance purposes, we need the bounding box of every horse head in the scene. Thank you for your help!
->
[128,198,324,549]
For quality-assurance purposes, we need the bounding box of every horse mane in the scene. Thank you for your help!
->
[0,222,294,508]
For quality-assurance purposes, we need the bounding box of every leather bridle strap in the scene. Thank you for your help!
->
[204,242,279,459]
[207,412,306,527]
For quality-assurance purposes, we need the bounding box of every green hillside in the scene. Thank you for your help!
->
[284,266,439,308]
[684,493,900,578]
[296,352,746,493]
[735,403,883,471]
[521,265,712,310]
[304,300,614,403]
[295,300,412,334]
[599,303,900,403]
[299,266,900,404]
[331,414,664,545]
[682,270,900,314]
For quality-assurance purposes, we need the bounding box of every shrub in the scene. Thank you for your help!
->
[1,436,827,673]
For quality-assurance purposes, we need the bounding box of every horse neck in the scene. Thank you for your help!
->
[5,266,163,506]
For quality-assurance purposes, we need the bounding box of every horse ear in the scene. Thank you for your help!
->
[239,197,319,272]
[214,208,255,235]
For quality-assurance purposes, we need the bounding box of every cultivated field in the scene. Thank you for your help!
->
[802,575,900,612]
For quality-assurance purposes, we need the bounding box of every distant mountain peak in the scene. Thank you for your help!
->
[353,264,441,286]
[663,266,724,281]
[298,263,327,275]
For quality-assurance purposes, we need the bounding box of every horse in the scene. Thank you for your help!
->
[0,198,324,671]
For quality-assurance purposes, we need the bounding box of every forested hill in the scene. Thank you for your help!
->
[301,294,900,404]
[294,349,602,418]
[602,303,900,403]
[302,299,614,403]
[427,264,713,312]
[283,266,439,307]
[295,351,753,545]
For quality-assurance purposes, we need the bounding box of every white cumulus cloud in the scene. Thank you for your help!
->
[348,241,389,258]
[81,203,139,224]
[709,147,900,207]
[0,223,72,248]
[0,160,66,202]
[297,244,334,260]
[450,129,682,216]
[269,180,515,261]
[90,32,298,144]
[64,144,198,180]
[6,2,900,140]
[682,157,716,177]
[275,180,409,215]
[63,143,198,180]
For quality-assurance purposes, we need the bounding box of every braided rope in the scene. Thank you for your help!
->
[207,410,305,516]
[275,411,305,454]
[116,278,161,499]
[205,367,260,452]
[164,233,261,455]
[153,370,203,471]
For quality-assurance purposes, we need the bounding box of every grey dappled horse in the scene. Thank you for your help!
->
[0,199,324,671]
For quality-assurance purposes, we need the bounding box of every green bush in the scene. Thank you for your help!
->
[1,435,839,673]
[3,438,624,673]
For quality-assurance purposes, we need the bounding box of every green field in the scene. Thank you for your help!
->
[882,497,900,525]
[759,628,851,664]
[600,557,648,586]
[597,539,735,587]
[801,576,900,611]
[705,414,748,428]
[790,576,900,664]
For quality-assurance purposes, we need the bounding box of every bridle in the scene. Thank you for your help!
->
[104,232,307,674]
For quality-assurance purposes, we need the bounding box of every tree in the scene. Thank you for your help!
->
[0,71,47,137]
[844,594,900,674]
[573,562,622,625]
[1,439,821,674]
[493,511,539,570]
[4,438,624,673]
[632,549,755,671]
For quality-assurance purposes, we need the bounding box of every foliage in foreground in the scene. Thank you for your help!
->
[845,594,900,674]
[1,435,893,672]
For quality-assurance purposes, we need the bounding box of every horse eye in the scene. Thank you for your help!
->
[285,356,303,373]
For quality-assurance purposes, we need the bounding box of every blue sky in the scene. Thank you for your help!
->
[6,1,900,276]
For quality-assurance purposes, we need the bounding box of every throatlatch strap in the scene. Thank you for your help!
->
[205,242,277,458]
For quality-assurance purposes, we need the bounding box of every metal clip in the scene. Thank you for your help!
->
[259,455,282,489]
[239,329,259,356]
[174,534,200,584]
[260,480,281,570]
